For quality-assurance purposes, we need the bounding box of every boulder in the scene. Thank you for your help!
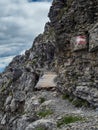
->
[25,119,56,130]
[13,91,25,102]
[12,68,23,82]
[24,96,40,113]
[10,99,18,112]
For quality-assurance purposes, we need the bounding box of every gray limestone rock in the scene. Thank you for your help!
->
[10,99,18,112]
[89,23,98,52]
[25,119,56,130]
[4,96,12,106]
[1,114,7,125]
[13,91,25,102]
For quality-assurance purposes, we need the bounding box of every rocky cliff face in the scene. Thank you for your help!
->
[1,0,98,129]
[49,0,98,107]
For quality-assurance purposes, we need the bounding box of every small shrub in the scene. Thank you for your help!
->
[72,98,89,108]
[1,84,6,92]
[62,93,69,100]
[57,7,67,20]
[68,97,74,102]
[7,79,13,87]
[36,127,45,130]
[57,115,83,127]
[37,109,53,118]
[67,0,74,9]
[9,91,13,96]
[39,97,46,104]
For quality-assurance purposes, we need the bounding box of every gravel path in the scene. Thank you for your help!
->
[32,90,98,130]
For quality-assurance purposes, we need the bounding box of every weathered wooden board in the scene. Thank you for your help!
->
[35,72,57,89]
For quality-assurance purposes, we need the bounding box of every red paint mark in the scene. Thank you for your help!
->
[76,36,86,45]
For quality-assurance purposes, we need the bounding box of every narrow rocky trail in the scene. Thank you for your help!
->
[25,89,98,130]
[23,72,98,130]
[1,71,98,130]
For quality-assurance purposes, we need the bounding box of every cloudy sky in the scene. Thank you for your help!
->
[0,0,52,72]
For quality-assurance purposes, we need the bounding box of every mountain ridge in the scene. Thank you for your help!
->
[1,0,98,129]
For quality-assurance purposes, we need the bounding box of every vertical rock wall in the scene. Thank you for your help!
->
[48,0,98,107]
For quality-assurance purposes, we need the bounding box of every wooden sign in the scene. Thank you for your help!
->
[35,72,57,89]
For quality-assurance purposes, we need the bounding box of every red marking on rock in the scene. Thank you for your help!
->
[76,36,86,45]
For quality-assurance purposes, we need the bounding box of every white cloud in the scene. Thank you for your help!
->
[0,56,14,72]
[0,0,51,71]
[0,56,14,67]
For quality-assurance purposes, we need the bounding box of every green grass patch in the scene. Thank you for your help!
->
[62,94,89,108]
[37,109,53,118]
[36,127,45,130]
[57,115,84,127]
